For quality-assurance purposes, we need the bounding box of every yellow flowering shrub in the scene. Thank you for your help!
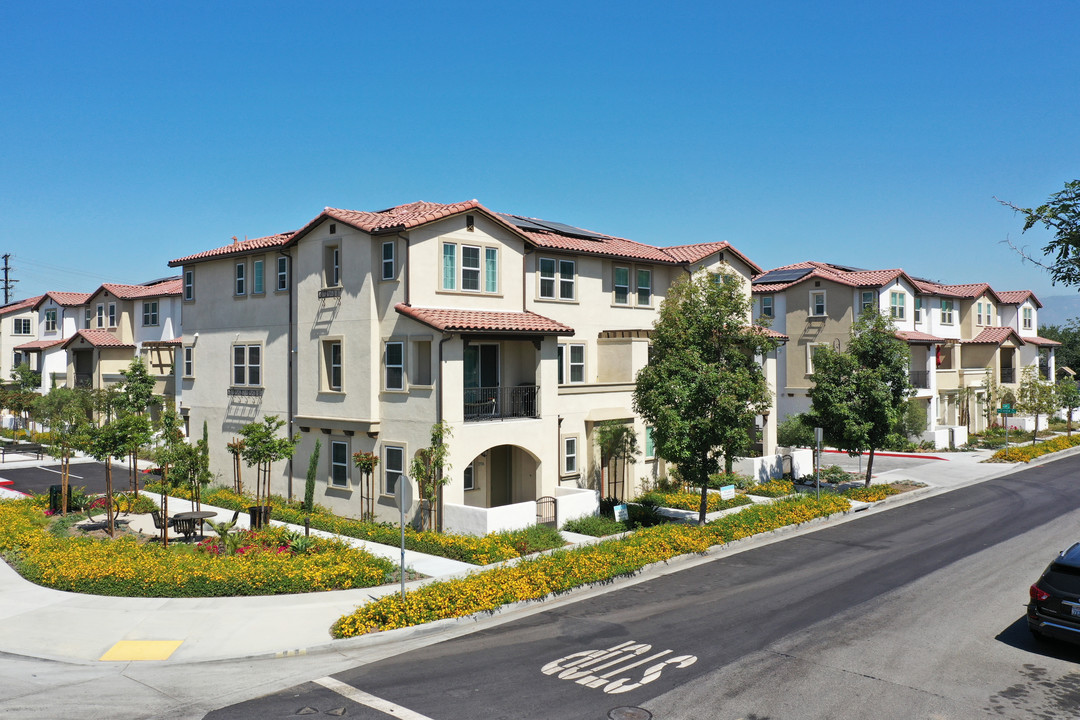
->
[635,490,752,513]
[841,485,900,502]
[988,434,1080,463]
[332,494,851,637]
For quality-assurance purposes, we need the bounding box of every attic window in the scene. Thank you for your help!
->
[329,224,336,235]
[815,281,821,287]
[466,215,475,232]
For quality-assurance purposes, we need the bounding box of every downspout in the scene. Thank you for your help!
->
[436,331,452,532]
[397,231,410,306]
[281,248,295,500]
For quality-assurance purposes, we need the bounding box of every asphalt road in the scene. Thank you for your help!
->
[201,455,1080,720]
[0,460,143,495]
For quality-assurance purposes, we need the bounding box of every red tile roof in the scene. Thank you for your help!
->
[98,278,183,299]
[169,232,296,266]
[917,281,1001,302]
[34,291,92,310]
[61,330,134,349]
[752,261,915,293]
[996,290,1043,308]
[752,325,788,340]
[1023,335,1062,347]
[519,227,674,263]
[662,241,762,273]
[895,330,948,344]
[0,295,44,315]
[395,303,574,335]
[13,338,64,351]
[964,327,1024,345]
[142,337,183,346]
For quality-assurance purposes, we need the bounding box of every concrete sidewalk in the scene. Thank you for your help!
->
[0,447,1052,665]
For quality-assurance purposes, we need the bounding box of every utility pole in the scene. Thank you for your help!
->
[1,254,17,305]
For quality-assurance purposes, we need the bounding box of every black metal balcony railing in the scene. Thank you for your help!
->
[909,370,930,389]
[464,385,539,422]
[74,373,93,388]
[1000,367,1016,384]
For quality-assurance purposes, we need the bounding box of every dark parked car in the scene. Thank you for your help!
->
[1028,542,1080,644]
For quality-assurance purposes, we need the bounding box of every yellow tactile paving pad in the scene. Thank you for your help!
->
[99,640,183,661]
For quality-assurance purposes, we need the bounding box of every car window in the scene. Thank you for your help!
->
[1045,567,1080,594]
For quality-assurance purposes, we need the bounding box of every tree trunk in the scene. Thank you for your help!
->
[1069,409,1074,437]
[864,447,876,487]
[162,465,170,548]
[697,455,710,526]
[1032,414,1039,447]
[105,458,115,537]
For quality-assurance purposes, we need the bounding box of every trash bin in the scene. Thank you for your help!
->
[48,484,70,513]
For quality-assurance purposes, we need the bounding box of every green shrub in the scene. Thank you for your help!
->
[777,413,816,447]
[562,514,625,537]
[745,479,795,498]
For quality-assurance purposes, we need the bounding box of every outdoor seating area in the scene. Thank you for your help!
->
[0,443,45,462]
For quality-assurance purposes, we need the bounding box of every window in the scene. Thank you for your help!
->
[252,259,264,294]
[563,437,578,475]
[183,269,194,301]
[941,299,954,324]
[108,303,116,327]
[637,269,652,306]
[761,296,774,318]
[614,267,630,305]
[976,301,984,326]
[276,256,289,291]
[324,341,342,391]
[914,297,922,323]
[411,339,432,386]
[1023,307,1033,330]
[539,257,575,300]
[12,318,30,335]
[810,291,826,317]
[568,343,585,383]
[645,426,655,459]
[462,245,481,291]
[539,257,557,298]
[330,441,349,488]
[384,445,404,495]
[183,346,194,377]
[890,292,905,320]
[861,291,876,313]
[325,245,340,287]
[381,241,396,281]
[96,304,104,328]
[142,301,158,327]
[235,262,246,295]
[44,309,57,332]
[442,243,457,290]
[807,343,829,374]
[485,247,498,293]
[559,260,576,300]
[84,308,91,329]
[463,462,476,491]
[384,341,404,390]
[232,345,261,386]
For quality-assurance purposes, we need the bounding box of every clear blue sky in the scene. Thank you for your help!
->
[2,0,1077,304]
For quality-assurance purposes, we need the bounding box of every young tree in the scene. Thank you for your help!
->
[808,310,913,486]
[1000,180,1080,286]
[34,387,93,516]
[153,407,188,547]
[238,415,299,525]
[303,439,322,513]
[118,358,160,495]
[593,421,640,501]
[634,270,777,525]
[1016,366,1058,446]
[83,413,152,536]
[409,421,452,531]
[1057,378,1080,436]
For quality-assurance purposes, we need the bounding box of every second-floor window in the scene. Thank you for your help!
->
[976,301,984,326]
[183,346,194,377]
[558,343,586,384]
[613,266,653,306]
[252,259,264,294]
[382,241,395,280]
[235,262,246,296]
[44,309,57,332]
[442,243,498,294]
[108,303,117,327]
[941,299,954,325]
[13,318,30,335]
[760,295,774,318]
[384,341,404,390]
[232,345,261,386]
[276,256,289,291]
[84,308,91,329]
[325,245,341,287]
[462,245,481,291]
[1023,306,1033,330]
[96,304,105,328]
[914,297,922,323]
[383,445,404,495]
[861,291,876,313]
[142,301,158,326]
[890,292,905,320]
[325,340,342,391]
[810,291,826,317]
[539,257,575,300]
[614,267,630,304]
[183,269,194,301]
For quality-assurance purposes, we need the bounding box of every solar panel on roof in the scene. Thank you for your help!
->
[753,268,812,285]
[497,213,607,241]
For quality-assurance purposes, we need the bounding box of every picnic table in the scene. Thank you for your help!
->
[173,510,217,540]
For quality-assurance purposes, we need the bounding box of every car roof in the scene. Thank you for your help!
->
[1055,543,1080,569]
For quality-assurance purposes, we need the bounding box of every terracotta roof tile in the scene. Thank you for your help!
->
[0,295,44,315]
[752,325,788,340]
[995,289,1043,308]
[61,329,134,349]
[964,327,1024,345]
[519,228,674,263]
[752,261,912,293]
[99,278,183,299]
[660,242,763,273]
[35,291,92,309]
[169,232,296,266]
[1024,335,1061,346]
[895,330,948,344]
[395,303,574,335]
[13,338,64,351]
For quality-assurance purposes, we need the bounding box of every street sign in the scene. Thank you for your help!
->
[394,474,414,509]
[999,403,1016,415]
[719,485,736,501]
[613,504,628,522]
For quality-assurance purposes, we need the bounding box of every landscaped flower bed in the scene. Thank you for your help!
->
[0,498,395,596]
[331,494,851,637]
[635,490,753,513]
[840,485,901,502]
[743,479,796,498]
[987,434,1080,463]
[147,483,564,565]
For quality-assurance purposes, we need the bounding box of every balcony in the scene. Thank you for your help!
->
[464,385,539,422]
[909,370,930,389]
[74,373,93,388]
[1000,367,1016,384]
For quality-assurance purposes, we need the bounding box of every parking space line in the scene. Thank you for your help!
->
[314,677,435,719]
[39,467,84,479]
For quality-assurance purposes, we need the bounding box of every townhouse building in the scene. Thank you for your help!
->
[752,261,1059,447]
[0,295,44,380]
[171,200,782,534]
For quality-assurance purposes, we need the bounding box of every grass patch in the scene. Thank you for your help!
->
[561,515,626,537]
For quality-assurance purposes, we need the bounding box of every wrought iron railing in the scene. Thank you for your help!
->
[74,373,93,388]
[1000,367,1016,384]
[464,385,539,421]
[909,370,930,389]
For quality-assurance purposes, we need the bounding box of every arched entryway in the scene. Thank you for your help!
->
[461,444,541,509]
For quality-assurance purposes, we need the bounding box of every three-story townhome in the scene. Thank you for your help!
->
[24,291,92,390]
[0,295,43,380]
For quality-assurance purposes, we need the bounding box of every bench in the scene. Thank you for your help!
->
[172,517,197,540]
[1,443,45,462]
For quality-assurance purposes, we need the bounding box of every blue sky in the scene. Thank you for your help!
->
[2,0,1077,308]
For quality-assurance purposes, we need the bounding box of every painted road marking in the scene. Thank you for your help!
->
[40,467,84,479]
[99,640,183,661]
[315,677,435,719]
[542,640,697,694]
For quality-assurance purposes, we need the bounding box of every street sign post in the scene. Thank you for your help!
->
[394,475,414,601]
[814,427,823,500]
[998,404,1016,459]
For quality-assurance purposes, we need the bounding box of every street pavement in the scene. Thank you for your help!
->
[0,444,1067,668]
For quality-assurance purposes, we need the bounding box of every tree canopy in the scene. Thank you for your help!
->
[1000,180,1080,286]
[808,309,913,485]
[634,269,777,524]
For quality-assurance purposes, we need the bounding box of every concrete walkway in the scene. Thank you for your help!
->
[0,446,1061,665]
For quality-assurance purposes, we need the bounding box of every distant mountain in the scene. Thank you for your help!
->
[1039,294,1080,327]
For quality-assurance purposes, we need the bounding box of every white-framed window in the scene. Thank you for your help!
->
[1023,306,1033,330]
[559,259,575,300]
[890,291,905,320]
[183,269,194,301]
[563,436,578,475]
[645,426,655,459]
[383,445,404,495]
[324,340,342,391]
[252,259,264,294]
[614,266,630,305]
[183,346,194,378]
[384,341,404,391]
[462,245,481,291]
[810,291,826,317]
[485,247,498,293]
[463,462,476,491]
[441,242,497,293]
[142,301,158,327]
[330,440,349,488]
[84,308,92,329]
[235,262,246,296]
[108,303,116,327]
[232,344,261,386]
[637,269,652,306]
[914,297,922,323]
[276,256,288,291]
[325,245,340,287]
[558,343,586,384]
[941,299,954,325]
[442,243,457,290]
[807,343,828,374]
[12,318,30,335]
[96,304,105,329]
[976,301,984,326]
[539,257,576,300]
[44,309,57,332]
[761,296,774,318]
[411,339,432,386]
[382,241,395,280]
[860,291,876,313]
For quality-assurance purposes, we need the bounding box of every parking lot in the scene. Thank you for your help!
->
[0,460,144,496]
